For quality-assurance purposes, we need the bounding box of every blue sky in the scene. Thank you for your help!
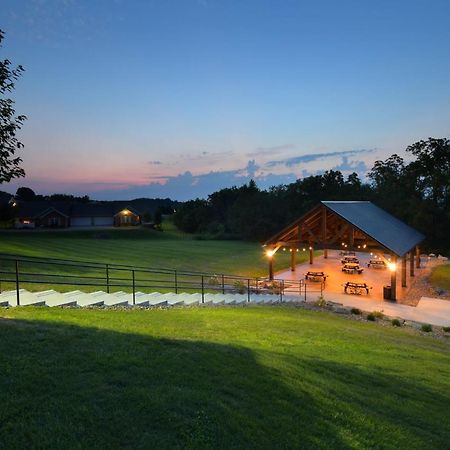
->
[2,0,450,200]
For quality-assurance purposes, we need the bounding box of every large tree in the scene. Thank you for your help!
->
[406,137,450,208]
[0,29,26,183]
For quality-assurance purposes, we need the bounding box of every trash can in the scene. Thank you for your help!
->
[383,285,391,300]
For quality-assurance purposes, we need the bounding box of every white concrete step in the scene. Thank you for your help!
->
[0,289,46,307]
[34,290,77,307]
[233,295,248,305]
[157,293,185,306]
[0,289,296,308]
[223,295,237,305]
[63,290,105,307]
[183,293,201,305]
[91,291,128,307]
[204,293,225,305]
[284,294,303,303]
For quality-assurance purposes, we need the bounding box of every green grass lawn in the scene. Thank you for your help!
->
[0,220,310,293]
[0,307,448,449]
[0,220,299,277]
[430,264,450,290]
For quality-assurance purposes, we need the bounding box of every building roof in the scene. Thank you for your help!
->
[321,201,424,256]
[264,201,425,257]
[17,201,72,218]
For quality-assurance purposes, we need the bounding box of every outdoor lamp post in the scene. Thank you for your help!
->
[388,259,397,301]
[266,249,275,280]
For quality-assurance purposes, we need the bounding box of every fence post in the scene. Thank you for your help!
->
[247,279,250,302]
[201,275,205,303]
[132,270,136,305]
[304,281,307,302]
[221,274,225,294]
[15,260,20,306]
[280,280,284,302]
[174,270,178,294]
[106,264,110,294]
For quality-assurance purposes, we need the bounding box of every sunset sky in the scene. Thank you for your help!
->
[2,0,450,200]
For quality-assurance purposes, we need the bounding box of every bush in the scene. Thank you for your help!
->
[207,275,220,286]
[350,308,361,315]
[391,319,401,327]
[366,313,376,321]
[443,326,450,333]
[233,280,247,294]
[371,311,384,319]
[261,281,282,295]
[421,324,433,333]
[315,296,326,307]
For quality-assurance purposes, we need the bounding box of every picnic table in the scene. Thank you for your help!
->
[367,259,387,269]
[305,271,327,282]
[342,263,364,274]
[343,281,372,295]
[341,256,360,265]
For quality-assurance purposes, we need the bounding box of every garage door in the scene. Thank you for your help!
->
[71,217,92,227]
[93,216,113,226]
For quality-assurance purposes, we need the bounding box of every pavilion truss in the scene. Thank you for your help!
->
[263,201,425,301]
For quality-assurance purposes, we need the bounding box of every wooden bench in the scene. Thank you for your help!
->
[343,282,371,295]
[367,259,386,269]
[305,271,327,282]
[342,263,364,274]
[341,256,360,265]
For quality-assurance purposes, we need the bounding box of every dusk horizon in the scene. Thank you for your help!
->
[2,0,450,200]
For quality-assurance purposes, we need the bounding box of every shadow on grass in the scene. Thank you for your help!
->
[0,317,333,450]
[0,317,448,449]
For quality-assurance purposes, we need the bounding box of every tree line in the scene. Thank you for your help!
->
[174,138,450,252]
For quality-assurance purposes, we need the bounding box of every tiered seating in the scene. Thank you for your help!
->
[0,289,304,308]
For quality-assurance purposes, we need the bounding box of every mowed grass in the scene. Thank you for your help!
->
[0,221,310,294]
[0,220,298,277]
[430,264,450,290]
[0,307,449,449]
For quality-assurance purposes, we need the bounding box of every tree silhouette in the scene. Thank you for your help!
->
[0,30,26,183]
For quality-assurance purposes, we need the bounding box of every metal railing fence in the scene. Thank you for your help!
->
[0,253,324,306]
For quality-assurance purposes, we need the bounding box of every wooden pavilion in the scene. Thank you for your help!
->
[263,201,425,301]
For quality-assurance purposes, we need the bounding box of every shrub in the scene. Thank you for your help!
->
[391,319,401,327]
[443,326,450,333]
[350,308,361,315]
[263,281,282,295]
[366,313,376,321]
[315,296,326,307]
[233,280,247,294]
[421,324,432,333]
[207,275,220,286]
[371,311,384,319]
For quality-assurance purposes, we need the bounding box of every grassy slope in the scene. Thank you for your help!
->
[0,307,449,449]
[0,220,298,277]
[430,264,450,290]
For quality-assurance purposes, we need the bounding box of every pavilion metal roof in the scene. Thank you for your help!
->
[321,201,425,257]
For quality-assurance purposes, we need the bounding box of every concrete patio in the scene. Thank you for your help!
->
[275,250,450,326]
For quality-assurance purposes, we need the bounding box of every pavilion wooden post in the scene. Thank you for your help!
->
[309,246,314,265]
[410,251,415,277]
[401,255,407,288]
[390,256,397,301]
[322,208,328,258]
[415,246,420,269]
[290,247,296,271]
[268,255,274,280]
[349,227,354,249]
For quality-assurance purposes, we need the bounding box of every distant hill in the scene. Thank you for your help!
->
[8,189,180,215]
